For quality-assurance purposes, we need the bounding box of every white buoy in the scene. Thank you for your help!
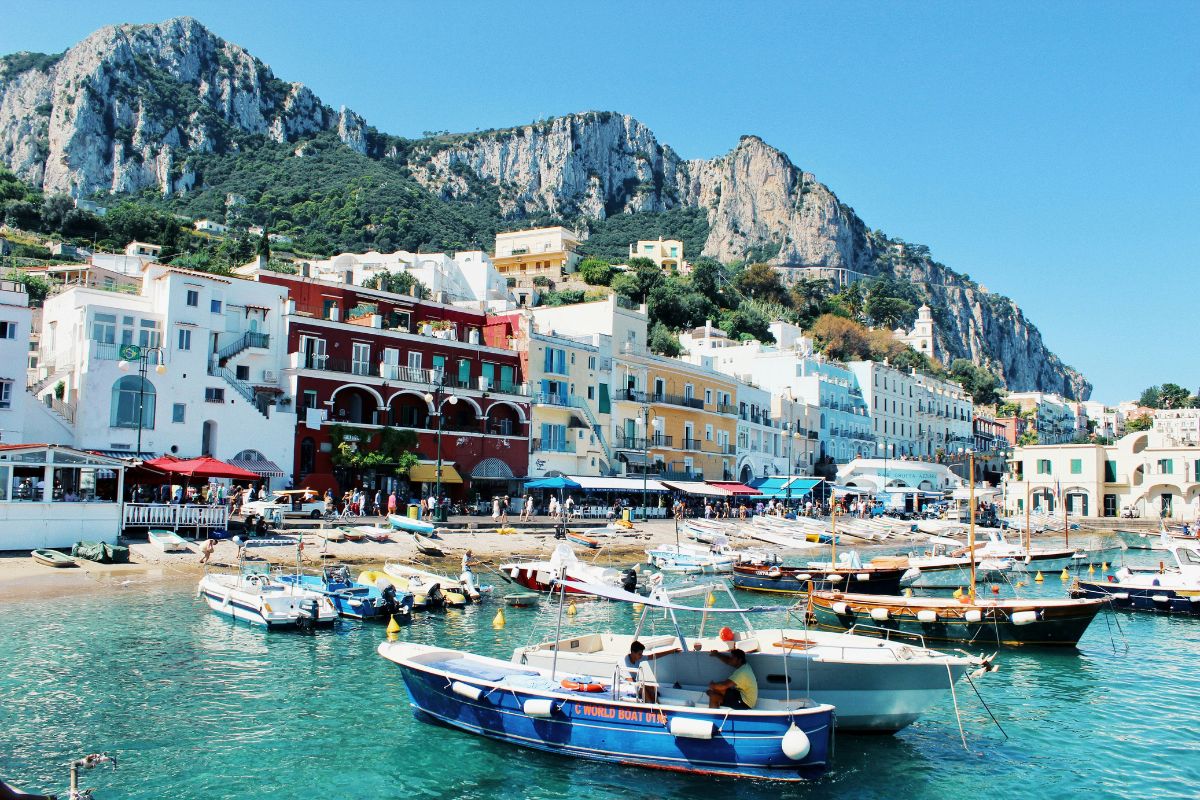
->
[832,602,849,614]
[917,609,938,623]
[827,574,844,584]
[1010,610,1038,626]
[669,717,715,739]
[964,609,983,623]
[870,607,890,621]
[781,724,811,760]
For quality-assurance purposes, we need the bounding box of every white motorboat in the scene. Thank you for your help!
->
[1115,527,1199,552]
[197,564,337,628]
[646,542,736,573]
[384,561,478,604]
[501,543,638,595]
[513,580,989,733]
[971,529,1079,573]
[1074,542,1200,615]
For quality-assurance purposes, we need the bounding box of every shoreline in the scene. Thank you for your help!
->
[0,520,1118,602]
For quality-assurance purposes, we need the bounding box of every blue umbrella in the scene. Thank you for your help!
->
[524,476,581,490]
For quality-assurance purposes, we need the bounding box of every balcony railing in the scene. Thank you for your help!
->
[614,434,673,450]
[622,389,705,410]
[533,438,576,454]
[297,353,529,396]
[681,438,703,451]
[533,392,572,407]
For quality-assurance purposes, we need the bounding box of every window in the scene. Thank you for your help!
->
[705,389,713,406]
[587,386,595,400]
[0,380,10,409]
[300,336,327,369]
[138,319,160,348]
[301,390,318,411]
[1158,459,1173,474]
[92,313,116,344]
[1070,459,1082,475]
[211,299,222,314]
[457,358,471,387]
[186,290,198,307]
[587,355,596,370]
[299,437,316,476]
[1037,459,1052,475]
[235,365,250,381]
[352,343,371,376]
[0,321,16,339]
[543,347,567,375]
[110,376,155,429]
[204,387,225,403]
[177,328,192,351]
[705,424,714,441]
[172,403,185,423]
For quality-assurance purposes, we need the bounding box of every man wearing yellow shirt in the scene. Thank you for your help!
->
[705,648,758,709]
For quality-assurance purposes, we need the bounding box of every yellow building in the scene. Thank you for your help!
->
[492,226,581,282]
[629,238,684,272]
[612,351,738,481]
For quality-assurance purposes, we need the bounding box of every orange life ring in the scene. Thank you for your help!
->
[561,678,605,693]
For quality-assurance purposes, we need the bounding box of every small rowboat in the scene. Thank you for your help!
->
[148,529,190,553]
[388,514,436,535]
[567,531,600,549]
[503,592,541,608]
[410,532,444,557]
[31,549,76,568]
[322,528,347,543]
[354,526,392,543]
[342,528,367,543]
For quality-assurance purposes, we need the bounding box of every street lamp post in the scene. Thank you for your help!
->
[424,378,458,520]
[118,344,167,455]
[783,421,792,514]
[635,404,651,520]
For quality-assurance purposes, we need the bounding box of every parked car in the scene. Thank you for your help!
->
[243,490,327,525]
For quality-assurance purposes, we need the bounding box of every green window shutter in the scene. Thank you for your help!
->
[500,365,515,389]
[458,359,471,385]
[598,383,610,414]
[1070,459,1082,474]
[1105,460,1117,482]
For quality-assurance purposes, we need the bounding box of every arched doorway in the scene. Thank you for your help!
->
[739,464,753,484]
[1064,490,1089,516]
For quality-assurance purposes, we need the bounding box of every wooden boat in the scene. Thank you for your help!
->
[503,591,541,607]
[807,591,1105,647]
[409,532,444,557]
[732,561,908,595]
[387,513,437,535]
[148,529,190,553]
[378,640,834,781]
[353,526,392,543]
[566,531,600,549]
[31,549,76,568]
[342,527,367,543]
[322,528,347,543]
[1073,542,1200,615]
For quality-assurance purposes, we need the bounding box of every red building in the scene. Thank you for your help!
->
[257,270,529,503]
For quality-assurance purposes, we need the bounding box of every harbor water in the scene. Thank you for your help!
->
[2,559,1199,799]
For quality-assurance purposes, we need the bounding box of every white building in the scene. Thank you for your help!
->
[1005,431,1200,520]
[34,265,296,482]
[194,219,228,235]
[1153,408,1200,447]
[286,249,512,310]
[912,372,974,457]
[895,304,937,362]
[1079,400,1123,439]
[0,280,33,443]
[1006,391,1080,444]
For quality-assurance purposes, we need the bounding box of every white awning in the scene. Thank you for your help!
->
[228,457,287,478]
[566,475,668,492]
[660,480,731,498]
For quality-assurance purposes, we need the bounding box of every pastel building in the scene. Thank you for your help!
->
[492,226,581,283]
[1006,391,1080,444]
[1152,408,1200,447]
[1006,431,1200,520]
[0,280,33,443]
[629,238,684,272]
[33,265,296,480]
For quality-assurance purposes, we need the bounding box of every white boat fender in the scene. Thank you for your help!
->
[1152,594,1170,603]
[523,698,555,718]
[964,609,983,623]
[1010,610,1039,626]
[669,717,715,740]
[781,724,811,760]
[832,602,849,615]
[796,573,812,582]
[451,681,485,701]
[870,607,890,622]
[1112,592,1129,600]
[827,574,843,583]
[856,573,871,582]
[917,609,938,623]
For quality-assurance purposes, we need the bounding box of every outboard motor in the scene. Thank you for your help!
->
[296,598,320,632]
[379,584,400,616]
[426,583,445,610]
[620,568,638,593]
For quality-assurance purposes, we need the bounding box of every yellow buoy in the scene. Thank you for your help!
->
[706,593,716,607]
[1102,562,1109,570]
[386,615,402,641]
[952,587,963,599]
[632,602,644,614]
[1088,564,1095,575]
[904,588,913,597]
[1060,568,1069,581]
[1034,571,1044,583]
[492,609,506,628]
[567,601,578,616]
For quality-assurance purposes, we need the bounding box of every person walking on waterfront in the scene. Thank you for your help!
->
[500,495,511,525]
[492,496,501,523]
[373,489,383,517]
[387,490,398,517]
[522,494,534,521]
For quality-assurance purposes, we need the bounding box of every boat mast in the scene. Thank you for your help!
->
[1063,486,1069,549]
[968,450,976,599]
[1024,482,1032,553]
[830,489,837,564]
[549,567,568,682]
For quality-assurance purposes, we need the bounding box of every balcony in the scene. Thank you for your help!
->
[615,434,673,450]
[533,438,577,454]
[295,352,529,396]
[681,437,703,451]
[716,403,737,415]
[533,392,572,407]
[621,389,705,410]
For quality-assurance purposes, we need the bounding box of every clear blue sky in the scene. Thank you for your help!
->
[3,1,1196,403]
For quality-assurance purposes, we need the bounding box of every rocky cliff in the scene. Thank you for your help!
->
[0,18,1090,399]
[0,17,364,198]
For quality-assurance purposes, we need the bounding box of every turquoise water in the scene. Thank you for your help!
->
[2,557,1199,799]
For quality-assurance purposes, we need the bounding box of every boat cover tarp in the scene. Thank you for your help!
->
[556,578,787,614]
[71,540,129,563]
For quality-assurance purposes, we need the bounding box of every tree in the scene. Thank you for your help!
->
[809,314,872,360]
[788,276,831,326]
[541,289,585,306]
[362,271,429,298]
[1125,414,1153,432]
[4,269,53,306]
[996,401,1021,417]
[647,278,718,331]
[648,322,682,356]
[576,258,613,286]
[949,358,1003,405]
[257,228,271,261]
[1137,385,1162,409]
[688,257,726,300]
[1159,383,1193,409]
[735,263,788,305]
[865,295,915,330]
[720,306,775,343]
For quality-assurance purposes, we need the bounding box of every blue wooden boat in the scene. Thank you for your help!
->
[378,641,833,781]
[276,565,413,620]
[1073,544,1200,615]
[388,514,437,535]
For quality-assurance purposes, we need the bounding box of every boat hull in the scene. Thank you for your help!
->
[31,549,76,568]
[148,530,190,552]
[808,593,1104,647]
[733,565,906,595]
[198,575,338,628]
[1074,580,1200,615]
[385,646,833,781]
[388,514,436,535]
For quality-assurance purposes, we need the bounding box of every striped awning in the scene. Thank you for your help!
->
[228,457,287,478]
[660,480,731,498]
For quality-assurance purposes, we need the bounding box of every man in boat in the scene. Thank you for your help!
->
[706,649,757,710]
[621,641,665,702]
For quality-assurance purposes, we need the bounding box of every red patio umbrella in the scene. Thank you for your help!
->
[143,455,261,481]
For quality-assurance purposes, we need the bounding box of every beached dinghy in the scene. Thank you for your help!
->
[387,514,437,535]
[148,529,190,553]
[31,549,76,568]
